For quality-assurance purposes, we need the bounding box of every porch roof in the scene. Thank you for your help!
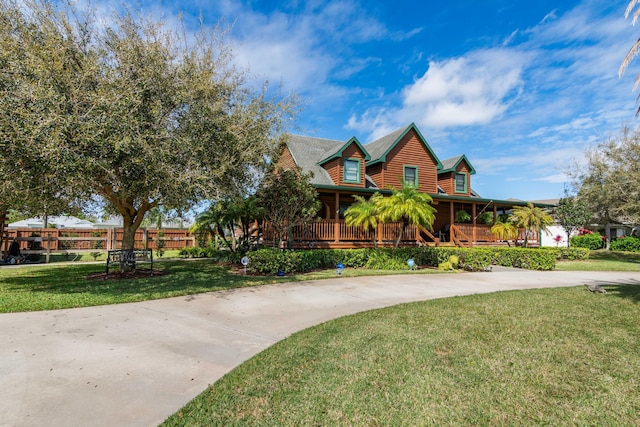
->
[312,184,556,208]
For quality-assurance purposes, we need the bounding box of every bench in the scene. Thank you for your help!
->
[106,249,153,275]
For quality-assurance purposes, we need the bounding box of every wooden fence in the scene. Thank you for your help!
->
[2,227,195,260]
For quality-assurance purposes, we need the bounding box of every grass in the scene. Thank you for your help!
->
[0,260,447,313]
[162,285,640,426]
[22,249,184,263]
[556,250,640,271]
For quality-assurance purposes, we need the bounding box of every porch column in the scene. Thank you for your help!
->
[449,201,454,243]
[472,203,477,243]
[334,193,340,243]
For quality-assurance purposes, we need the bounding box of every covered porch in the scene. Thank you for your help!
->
[263,191,539,249]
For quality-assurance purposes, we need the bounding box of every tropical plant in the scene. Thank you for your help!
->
[375,182,437,248]
[455,210,471,223]
[191,201,239,252]
[477,211,494,225]
[511,202,554,248]
[344,194,382,247]
[491,220,518,247]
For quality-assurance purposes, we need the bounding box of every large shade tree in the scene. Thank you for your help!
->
[0,1,294,263]
[570,128,640,242]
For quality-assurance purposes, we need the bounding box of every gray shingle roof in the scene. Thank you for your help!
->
[439,154,476,174]
[364,124,411,162]
[286,134,344,185]
[440,156,460,171]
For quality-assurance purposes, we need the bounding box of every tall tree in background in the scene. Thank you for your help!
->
[620,0,640,115]
[554,195,592,248]
[571,127,640,233]
[0,1,295,265]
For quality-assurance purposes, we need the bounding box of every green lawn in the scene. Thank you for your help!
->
[556,250,640,271]
[162,285,640,426]
[0,259,447,313]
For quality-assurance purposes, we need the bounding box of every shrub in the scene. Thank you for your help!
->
[364,250,409,270]
[542,247,590,260]
[177,246,558,274]
[610,236,640,252]
[571,233,604,250]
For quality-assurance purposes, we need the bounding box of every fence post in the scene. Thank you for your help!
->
[46,233,51,263]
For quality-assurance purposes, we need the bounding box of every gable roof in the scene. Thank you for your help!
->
[365,123,443,169]
[285,134,344,186]
[439,154,476,175]
[318,136,370,165]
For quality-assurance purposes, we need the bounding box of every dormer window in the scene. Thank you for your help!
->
[455,172,467,193]
[344,158,361,183]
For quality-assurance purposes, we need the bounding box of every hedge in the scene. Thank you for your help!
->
[570,233,605,250]
[226,246,559,275]
[609,236,640,252]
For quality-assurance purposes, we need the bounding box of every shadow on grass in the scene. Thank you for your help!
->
[1,260,272,299]
[589,250,640,263]
[586,279,640,303]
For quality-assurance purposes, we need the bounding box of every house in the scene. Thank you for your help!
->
[271,122,553,248]
[8,215,96,229]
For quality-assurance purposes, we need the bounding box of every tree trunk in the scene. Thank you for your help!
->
[120,222,137,272]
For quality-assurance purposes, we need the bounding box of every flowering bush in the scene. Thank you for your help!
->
[577,227,594,235]
[553,235,563,246]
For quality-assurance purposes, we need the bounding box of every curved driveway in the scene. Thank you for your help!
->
[2,269,640,426]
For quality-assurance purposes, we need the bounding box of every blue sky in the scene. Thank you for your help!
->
[100,0,638,201]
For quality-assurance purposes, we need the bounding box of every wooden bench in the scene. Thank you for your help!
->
[106,249,153,275]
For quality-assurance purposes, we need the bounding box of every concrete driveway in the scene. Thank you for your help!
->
[2,269,639,426]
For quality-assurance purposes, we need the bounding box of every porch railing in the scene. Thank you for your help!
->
[265,220,539,248]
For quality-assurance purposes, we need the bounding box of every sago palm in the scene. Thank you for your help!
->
[376,182,436,248]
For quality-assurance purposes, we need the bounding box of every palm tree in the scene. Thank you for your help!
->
[491,220,518,247]
[344,194,382,247]
[620,1,640,115]
[376,182,437,248]
[511,202,554,248]
[190,201,238,251]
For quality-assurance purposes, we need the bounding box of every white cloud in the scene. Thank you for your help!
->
[402,49,527,127]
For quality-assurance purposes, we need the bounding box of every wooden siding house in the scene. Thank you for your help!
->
[269,123,551,248]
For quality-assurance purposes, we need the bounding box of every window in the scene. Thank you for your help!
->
[344,159,360,183]
[455,172,467,193]
[404,166,418,187]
